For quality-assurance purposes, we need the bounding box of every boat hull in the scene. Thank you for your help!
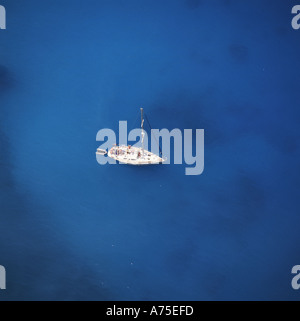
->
[107,145,166,165]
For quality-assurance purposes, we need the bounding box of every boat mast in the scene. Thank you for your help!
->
[141,108,144,155]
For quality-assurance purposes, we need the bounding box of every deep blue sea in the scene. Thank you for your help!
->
[0,0,300,300]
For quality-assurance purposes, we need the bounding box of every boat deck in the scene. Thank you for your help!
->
[108,145,165,165]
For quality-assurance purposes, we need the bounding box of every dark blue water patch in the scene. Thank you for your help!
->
[277,135,299,154]
[149,89,222,146]
[185,0,202,10]
[229,44,249,63]
[198,264,228,299]
[0,110,113,301]
[0,131,12,184]
[0,65,13,93]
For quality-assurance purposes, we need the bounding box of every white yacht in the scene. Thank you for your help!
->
[96,108,166,165]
